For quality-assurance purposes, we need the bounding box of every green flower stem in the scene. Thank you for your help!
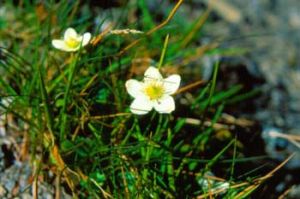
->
[142,113,162,183]
[59,53,80,141]
[158,34,170,69]
[166,129,176,192]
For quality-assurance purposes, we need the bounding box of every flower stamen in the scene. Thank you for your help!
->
[144,82,165,100]
[65,37,80,48]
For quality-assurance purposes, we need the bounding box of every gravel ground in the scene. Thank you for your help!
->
[203,0,300,196]
[211,0,300,168]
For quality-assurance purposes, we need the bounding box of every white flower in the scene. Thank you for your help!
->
[126,66,181,115]
[52,27,91,52]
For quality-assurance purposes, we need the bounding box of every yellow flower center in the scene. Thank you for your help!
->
[65,37,80,48]
[144,82,165,100]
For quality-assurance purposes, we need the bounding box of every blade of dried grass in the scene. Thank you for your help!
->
[117,0,184,56]
[197,153,295,199]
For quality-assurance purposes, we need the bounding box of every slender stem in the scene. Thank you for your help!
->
[158,34,170,69]
[230,136,237,180]
[199,60,220,128]
[208,60,219,106]
[59,53,80,141]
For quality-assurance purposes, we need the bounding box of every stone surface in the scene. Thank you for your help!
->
[199,0,300,167]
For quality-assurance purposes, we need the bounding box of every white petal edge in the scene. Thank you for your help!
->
[64,28,77,40]
[144,66,163,81]
[153,95,175,114]
[82,32,92,46]
[52,40,65,49]
[163,74,181,95]
[52,40,77,52]
[130,97,153,115]
[125,79,144,98]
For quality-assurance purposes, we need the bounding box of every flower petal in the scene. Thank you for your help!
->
[125,79,144,98]
[130,97,153,115]
[153,95,175,114]
[52,40,65,49]
[52,40,77,52]
[64,28,77,40]
[82,32,92,46]
[144,66,163,81]
[163,74,181,95]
